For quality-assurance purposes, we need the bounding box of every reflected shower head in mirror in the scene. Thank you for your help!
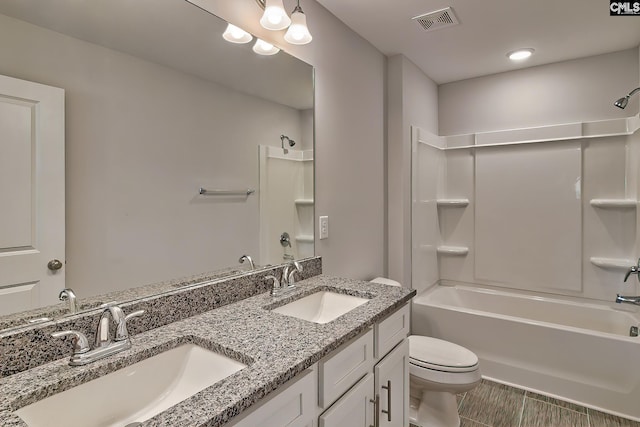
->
[614,87,640,109]
[280,134,295,154]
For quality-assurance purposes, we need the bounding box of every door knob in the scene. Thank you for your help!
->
[48,259,63,271]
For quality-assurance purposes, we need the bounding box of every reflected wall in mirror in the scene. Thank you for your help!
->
[0,0,314,318]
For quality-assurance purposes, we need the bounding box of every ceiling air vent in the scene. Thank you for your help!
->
[413,7,459,32]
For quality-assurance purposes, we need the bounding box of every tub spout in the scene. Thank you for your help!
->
[615,294,640,305]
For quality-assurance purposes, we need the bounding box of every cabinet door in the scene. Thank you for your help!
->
[375,339,409,427]
[319,373,375,427]
[231,369,316,427]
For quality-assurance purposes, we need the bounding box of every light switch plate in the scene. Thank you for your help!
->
[319,216,329,240]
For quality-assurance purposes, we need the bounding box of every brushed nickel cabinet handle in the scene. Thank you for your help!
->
[381,380,392,422]
[369,393,380,427]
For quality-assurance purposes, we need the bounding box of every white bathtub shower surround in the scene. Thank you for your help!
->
[412,113,640,301]
[412,284,640,420]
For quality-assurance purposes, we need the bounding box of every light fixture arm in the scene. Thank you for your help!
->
[256,0,303,11]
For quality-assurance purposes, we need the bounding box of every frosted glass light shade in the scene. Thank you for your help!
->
[260,0,291,31]
[222,23,252,44]
[284,8,312,45]
[253,39,280,55]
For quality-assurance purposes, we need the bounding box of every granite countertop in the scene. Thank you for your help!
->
[0,275,415,427]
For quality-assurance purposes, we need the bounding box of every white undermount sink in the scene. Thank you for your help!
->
[271,291,369,324]
[15,343,247,427]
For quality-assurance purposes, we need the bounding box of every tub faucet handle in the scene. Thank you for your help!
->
[624,259,640,282]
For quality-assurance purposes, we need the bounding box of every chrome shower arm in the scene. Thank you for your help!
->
[615,87,640,109]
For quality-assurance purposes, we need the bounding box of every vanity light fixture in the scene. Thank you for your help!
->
[507,48,534,61]
[222,23,253,44]
[259,0,291,31]
[253,38,280,55]
[284,1,312,45]
[256,0,313,46]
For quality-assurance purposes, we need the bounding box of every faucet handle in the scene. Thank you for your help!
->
[624,259,640,282]
[125,310,145,322]
[115,309,144,342]
[287,261,303,285]
[52,330,90,354]
[265,275,280,296]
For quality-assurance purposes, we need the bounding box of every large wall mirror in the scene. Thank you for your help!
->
[0,0,314,321]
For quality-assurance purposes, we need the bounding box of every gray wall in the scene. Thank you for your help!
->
[202,0,387,279]
[387,55,439,288]
[439,48,639,135]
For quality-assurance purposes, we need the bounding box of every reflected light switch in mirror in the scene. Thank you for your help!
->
[319,216,329,240]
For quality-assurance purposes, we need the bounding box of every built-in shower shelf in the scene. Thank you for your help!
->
[295,199,314,206]
[590,257,634,270]
[295,235,314,243]
[436,199,469,208]
[589,199,637,209]
[436,246,469,256]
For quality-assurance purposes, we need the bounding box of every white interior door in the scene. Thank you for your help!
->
[0,74,65,315]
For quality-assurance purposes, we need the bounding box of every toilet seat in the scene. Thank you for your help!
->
[408,335,478,373]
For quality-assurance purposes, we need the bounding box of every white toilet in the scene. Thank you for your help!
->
[371,278,481,427]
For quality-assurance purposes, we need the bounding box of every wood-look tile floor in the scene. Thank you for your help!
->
[410,380,640,427]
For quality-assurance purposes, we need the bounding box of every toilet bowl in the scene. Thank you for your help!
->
[371,278,481,427]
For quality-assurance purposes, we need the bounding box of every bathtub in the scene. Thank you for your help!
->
[412,284,640,420]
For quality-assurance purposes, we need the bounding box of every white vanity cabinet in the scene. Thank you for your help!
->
[228,303,410,427]
[229,368,316,427]
[319,303,410,427]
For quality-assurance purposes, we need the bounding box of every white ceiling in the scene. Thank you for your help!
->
[315,0,640,84]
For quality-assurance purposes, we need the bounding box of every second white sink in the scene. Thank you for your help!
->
[271,291,369,324]
[15,343,247,427]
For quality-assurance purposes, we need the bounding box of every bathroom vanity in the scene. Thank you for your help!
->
[0,273,414,427]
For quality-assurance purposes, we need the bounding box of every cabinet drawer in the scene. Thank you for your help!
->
[230,368,316,427]
[375,303,410,359]
[318,373,374,427]
[318,328,374,408]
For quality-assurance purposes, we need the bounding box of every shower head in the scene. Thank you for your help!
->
[280,134,295,153]
[614,87,640,109]
[281,134,295,147]
[615,96,629,109]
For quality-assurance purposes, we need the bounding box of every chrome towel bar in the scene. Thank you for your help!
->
[199,187,255,196]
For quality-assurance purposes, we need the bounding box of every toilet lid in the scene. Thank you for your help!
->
[409,335,478,372]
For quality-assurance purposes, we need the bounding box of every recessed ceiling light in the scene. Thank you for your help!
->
[507,48,534,61]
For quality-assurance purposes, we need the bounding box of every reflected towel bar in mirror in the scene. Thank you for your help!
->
[199,188,255,196]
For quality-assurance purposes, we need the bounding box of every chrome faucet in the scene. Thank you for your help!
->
[615,295,640,306]
[239,254,255,270]
[282,260,303,286]
[624,259,640,282]
[59,288,79,314]
[52,304,144,366]
[266,261,303,297]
